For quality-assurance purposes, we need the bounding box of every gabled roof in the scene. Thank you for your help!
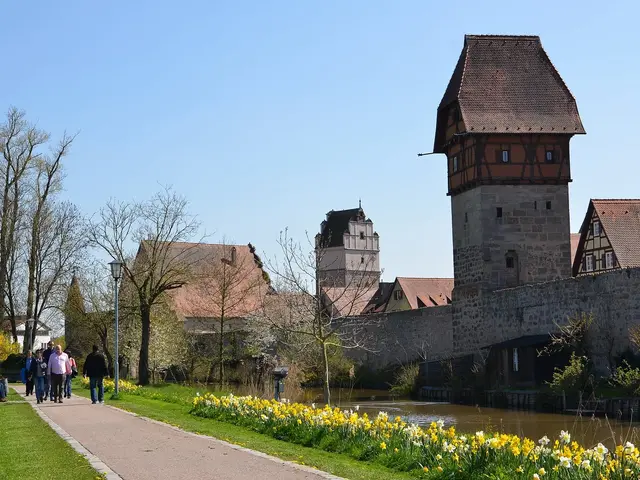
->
[570,233,580,265]
[321,285,380,318]
[395,277,454,309]
[160,242,271,320]
[434,34,585,152]
[1,316,51,334]
[573,199,640,275]
[361,282,395,314]
[317,207,372,248]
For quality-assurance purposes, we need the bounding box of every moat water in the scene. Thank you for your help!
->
[302,388,640,449]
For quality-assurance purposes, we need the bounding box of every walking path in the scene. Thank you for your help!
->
[12,385,341,480]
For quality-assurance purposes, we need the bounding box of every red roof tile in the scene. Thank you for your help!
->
[159,242,271,319]
[570,233,580,265]
[395,277,453,309]
[434,35,585,152]
[589,200,640,268]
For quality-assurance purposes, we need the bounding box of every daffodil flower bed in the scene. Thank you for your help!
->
[80,377,140,394]
[191,393,640,479]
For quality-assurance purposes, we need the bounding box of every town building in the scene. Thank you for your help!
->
[354,34,640,389]
[572,199,640,276]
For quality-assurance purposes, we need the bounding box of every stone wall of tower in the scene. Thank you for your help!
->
[451,185,571,292]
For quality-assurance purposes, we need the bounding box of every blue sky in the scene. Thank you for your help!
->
[1,1,637,280]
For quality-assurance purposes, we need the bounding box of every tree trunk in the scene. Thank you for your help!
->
[0,175,12,342]
[24,216,38,352]
[138,305,151,385]
[218,313,225,387]
[321,341,331,405]
[99,330,113,377]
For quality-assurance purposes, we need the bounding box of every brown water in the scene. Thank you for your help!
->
[305,388,640,449]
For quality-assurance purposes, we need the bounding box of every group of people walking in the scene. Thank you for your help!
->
[23,341,78,403]
[21,342,109,405]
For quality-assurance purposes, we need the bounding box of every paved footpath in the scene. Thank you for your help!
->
[12,386,341,480]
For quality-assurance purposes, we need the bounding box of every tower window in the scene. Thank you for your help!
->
[546,201,552,210]
[465,212,468,223]
[360,231,365,240]
[453,156,459,172]
[501,150,510,163]
[496,207,503,218]
[593,221,601,236]
[506,256,515,268]
[534,201,537,210]
[360,256,365,264]
[545,150,555,163]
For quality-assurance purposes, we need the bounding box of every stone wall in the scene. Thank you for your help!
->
[454,267,640,374]
[348,305,453,370]
[451,185,572,291]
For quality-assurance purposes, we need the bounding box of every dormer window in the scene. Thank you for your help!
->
[393,290,404,300]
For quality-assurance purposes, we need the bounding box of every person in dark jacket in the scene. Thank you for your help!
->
[42,341,54,401]
[30,349,48,404]
[23,350,34,396]
[83,345,109,404]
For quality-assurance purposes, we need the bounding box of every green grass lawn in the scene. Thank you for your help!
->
[71,380,416,480]
[0,389,101,480]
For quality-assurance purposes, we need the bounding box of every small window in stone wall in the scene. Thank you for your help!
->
[465,212,468,223]
[546,201,552,210]
[497,207,503,218]
[506,256,515,268]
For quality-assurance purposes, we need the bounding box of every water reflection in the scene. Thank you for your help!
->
[311,388,640,449]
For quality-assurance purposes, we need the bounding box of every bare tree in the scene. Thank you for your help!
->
[24,201,87,351]
[89,187,201,385]
[23,133,76,351]
[0,108,52,341]
[193,240,269,385]
[255,229,380,404]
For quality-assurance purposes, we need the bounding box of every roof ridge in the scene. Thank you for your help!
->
[592,199,640,202]
[397,276,454,280]
[465,34,540,41]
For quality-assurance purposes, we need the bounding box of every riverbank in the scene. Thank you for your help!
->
[71,380,415,480]
[0,388,101,480]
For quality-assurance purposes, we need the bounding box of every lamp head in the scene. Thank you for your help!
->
[109,259,124,280]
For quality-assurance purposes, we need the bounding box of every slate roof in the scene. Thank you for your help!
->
[434,34,585,152]
[395,277,454,309]
[318,207,371,248]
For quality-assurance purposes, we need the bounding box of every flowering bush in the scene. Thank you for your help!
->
[191,393,640,478]
[80,376,140,394]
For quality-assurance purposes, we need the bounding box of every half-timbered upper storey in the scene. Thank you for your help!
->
[433,35,585,196]
[573,199,640,276]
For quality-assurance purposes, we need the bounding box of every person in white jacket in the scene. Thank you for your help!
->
[47,345,71,403]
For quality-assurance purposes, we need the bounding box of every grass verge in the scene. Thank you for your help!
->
[71,381,415,480]
[0,388,102,480]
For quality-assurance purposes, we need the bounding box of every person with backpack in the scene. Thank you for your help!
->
[83,345,109,404]
[63,350,78,398]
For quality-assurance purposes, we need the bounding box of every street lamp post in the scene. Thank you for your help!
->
[109,260,124,396]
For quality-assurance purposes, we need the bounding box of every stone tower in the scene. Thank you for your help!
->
[315,204,381,288]
[433,35,585,297]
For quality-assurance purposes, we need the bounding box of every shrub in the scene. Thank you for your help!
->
[547,352,591,394]
[0,334,21,362]
[389,363,419,396]
[610,360,640,396]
